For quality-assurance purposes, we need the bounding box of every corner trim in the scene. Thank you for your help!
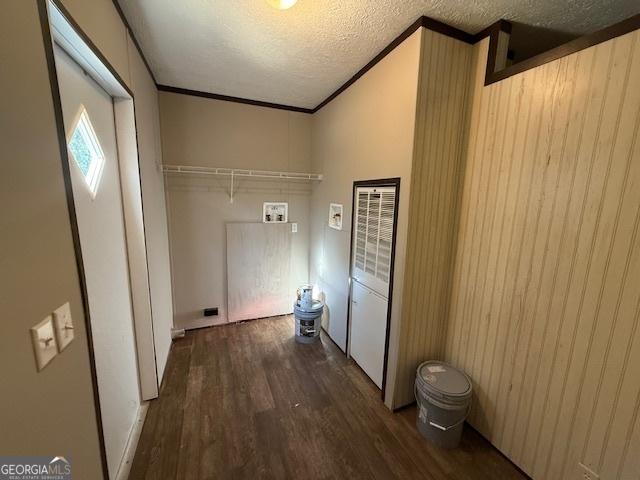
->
[130,101,161,394]
[482,20,510,85]
[471,18,512,44]
[312,15,495,113]
[114,402,149,480]
[312,17,424,112]
[109,10,640,112]
[152,15,497,115]
[157,84,315,114]
[484,13,640,85]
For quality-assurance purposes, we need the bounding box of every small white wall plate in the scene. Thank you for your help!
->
[263,202,288,223]
[53,302,74,352]
[31,316,58,371]
[329,203,343,230]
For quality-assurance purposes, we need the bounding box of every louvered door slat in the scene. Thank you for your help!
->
[352,186,396,297]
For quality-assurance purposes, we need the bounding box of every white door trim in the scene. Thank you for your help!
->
[347,179,400,401]
[47,0,159,403]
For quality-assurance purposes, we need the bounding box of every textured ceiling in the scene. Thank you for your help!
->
[118,0,639,109]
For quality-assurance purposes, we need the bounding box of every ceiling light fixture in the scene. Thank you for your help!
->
[266,0,297,10]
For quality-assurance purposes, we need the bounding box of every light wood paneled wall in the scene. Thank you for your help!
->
[392,30,474,407]
[444,31,640,479]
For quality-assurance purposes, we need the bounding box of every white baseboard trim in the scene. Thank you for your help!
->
[181,316,226,331]
[115,402,149,480]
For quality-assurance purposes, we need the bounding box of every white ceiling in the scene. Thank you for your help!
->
[118,0,639,109]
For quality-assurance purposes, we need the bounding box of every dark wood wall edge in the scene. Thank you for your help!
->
[111,0,157,85]
[484,13,640,85]
[482,21,509,85]
[472,18,512,43]
[157,84,315,114]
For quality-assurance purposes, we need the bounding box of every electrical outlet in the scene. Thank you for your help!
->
[53,302,74,352]
[578,462,600,480]
[291,222,298,233]
[31,316,58,371]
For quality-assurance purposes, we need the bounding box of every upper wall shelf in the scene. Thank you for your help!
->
[162,164,323,181]
[162,165,323,203]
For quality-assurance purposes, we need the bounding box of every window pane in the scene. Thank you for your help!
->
[68,126,92,176]
[67,108,105,196]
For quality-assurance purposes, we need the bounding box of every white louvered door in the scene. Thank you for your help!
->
[352,186,396,297]
[350,185,396,389]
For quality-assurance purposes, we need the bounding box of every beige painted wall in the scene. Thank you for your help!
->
[444,32,640,479]
[392,30,474,408]
[160,92,312,329]
[309,29,421,407]
[0,0,171,477]
[0,2,103,477]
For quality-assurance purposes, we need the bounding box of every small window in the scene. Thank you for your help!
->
[68,107,105,196]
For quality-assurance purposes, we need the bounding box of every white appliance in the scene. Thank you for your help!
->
[349,185,396,388]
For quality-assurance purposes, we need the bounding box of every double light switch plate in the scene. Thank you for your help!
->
[53,302,74,351]
[30,302,75,371]
[31,316,58,371]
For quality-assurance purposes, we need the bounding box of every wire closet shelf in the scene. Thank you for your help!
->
[162,164,323,203]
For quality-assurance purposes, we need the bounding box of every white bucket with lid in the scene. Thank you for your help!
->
[415,360,472,448]
[293,284,324,343]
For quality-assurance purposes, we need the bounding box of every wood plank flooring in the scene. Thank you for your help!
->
[129,315,527,479]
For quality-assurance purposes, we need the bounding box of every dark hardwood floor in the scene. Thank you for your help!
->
[129,315,526,480]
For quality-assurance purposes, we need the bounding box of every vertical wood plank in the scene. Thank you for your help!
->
[393,31,475,406]
[428,28,640,480]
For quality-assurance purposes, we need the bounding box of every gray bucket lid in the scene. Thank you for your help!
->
[294,300,324,313]
[416,361,472,404]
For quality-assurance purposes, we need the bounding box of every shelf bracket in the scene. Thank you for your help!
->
[230,170,234,204]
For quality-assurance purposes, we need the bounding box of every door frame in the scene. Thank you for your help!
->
[346,178,401,402]
[37,0,158,477]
